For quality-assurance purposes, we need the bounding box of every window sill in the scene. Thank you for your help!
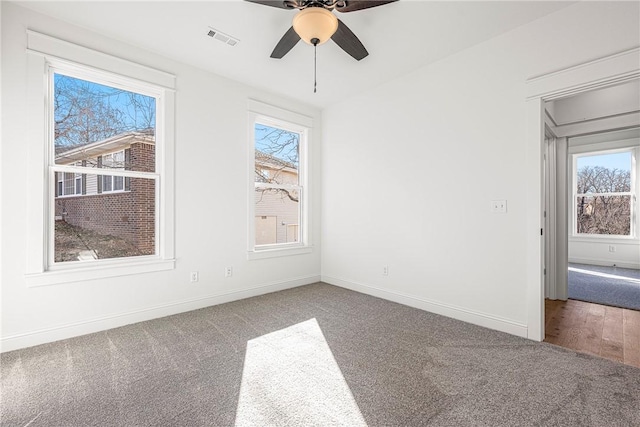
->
[25,258,175,287]
[247,245,313,260]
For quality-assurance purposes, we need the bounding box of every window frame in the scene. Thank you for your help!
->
[25,31,176,286]
[247,100,313,260]
[569,142,639,241]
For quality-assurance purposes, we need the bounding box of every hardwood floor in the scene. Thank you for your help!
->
[545,299,640,368]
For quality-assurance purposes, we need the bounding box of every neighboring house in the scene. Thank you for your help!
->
[55,131,155,255]
[255,150,299,245]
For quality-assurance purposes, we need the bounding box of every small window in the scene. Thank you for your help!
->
[254,122,302,247]
[101,151,126,193]
[56,163,83,197]
[248,103,310,256]
[573,149,634,236]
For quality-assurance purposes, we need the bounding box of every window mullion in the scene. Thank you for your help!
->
[51,165,158,180]
[255,182,300,191]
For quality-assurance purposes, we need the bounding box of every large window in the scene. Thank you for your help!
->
[573,149,635,237]
[51,69,160,265]
[248,101,311,257]
[25,31,175,285]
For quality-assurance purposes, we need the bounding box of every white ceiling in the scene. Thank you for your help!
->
[547,80,640,126]
[17,1,575,109]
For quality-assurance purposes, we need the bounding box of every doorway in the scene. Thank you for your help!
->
[544,124,640,308]
[524,46,640,342]
[539,81,640,366]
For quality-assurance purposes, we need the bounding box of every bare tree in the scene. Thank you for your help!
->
[576,166,631,235]
[54,74,155,150]
[255,125,300,203]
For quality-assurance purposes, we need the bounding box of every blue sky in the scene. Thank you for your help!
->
[577,151,631,172]
[254,124,299,166]
[54,73,155,146]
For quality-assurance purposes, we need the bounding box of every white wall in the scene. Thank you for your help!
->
[321,1,640,337]
[1,3,322,351]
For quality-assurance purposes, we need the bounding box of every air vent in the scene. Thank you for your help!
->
[207,28,240,47]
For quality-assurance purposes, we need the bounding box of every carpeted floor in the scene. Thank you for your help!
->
[568,263,640,310]
[2,283,639,426]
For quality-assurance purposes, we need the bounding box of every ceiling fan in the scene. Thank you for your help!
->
[246,0,398,61]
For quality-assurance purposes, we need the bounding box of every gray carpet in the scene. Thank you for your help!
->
[2,283,639,426]
[569,263,640,310]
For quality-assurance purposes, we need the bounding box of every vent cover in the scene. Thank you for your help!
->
[207,28,240,47]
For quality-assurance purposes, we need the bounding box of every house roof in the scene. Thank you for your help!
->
[55,130,155,164]
[255,150,298,172]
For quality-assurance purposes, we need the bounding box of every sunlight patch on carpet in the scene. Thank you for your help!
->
[569,267,640,285]
[235,318,367,427]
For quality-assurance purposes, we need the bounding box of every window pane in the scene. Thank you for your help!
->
[103,176,112,192]
[255,187,300,246]
[576,195,631,235]
[254,124,299,185]
[113,175,124,191]
[75,176,82,194]
[576,152,631,194]
[54,74,156,173]
[54,174,156,262]
[63,172,74,195]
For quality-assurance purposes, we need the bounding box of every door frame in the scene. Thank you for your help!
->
[524,47,640,341]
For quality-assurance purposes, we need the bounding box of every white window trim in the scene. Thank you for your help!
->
[568,138,639,242]
[247,100,313,260]
[25,32,176,287]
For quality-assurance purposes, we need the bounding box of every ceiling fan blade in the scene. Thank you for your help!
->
[331,19,368,61]
[271,26,301,58]
[244,0,298,10]
[335,0,398,13]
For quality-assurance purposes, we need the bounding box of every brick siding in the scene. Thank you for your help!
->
[55,140,156,255]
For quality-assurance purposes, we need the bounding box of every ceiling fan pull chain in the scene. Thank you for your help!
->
[314,40,317,93]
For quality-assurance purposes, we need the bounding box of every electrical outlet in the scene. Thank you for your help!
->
[382,266,389,276]
[491,200,507,213]
[190,271,199,282]
[609,245,616,253]
[225,266,233,278]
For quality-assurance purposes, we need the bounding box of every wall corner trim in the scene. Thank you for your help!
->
[1,275,321,353]
[321,276,529,340]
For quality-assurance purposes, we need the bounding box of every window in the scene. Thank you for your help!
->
[572,148,636,237]
[24,31,176,285]
[101,151,126,193]
[248,100,312,258]
[51,69,160,264]
[56,162,83,197]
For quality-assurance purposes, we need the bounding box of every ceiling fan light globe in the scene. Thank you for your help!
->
[292,8,338,45]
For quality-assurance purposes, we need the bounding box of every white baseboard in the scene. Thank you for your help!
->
[322,275,529,339]
[569,257,640,270]
[1,275,320,353]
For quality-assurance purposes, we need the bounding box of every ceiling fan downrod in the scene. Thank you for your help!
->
[312,37,319,93]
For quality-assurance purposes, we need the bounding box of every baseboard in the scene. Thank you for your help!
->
[322,276,529,339]
[1,275,320,353]
[569,257,640,270]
